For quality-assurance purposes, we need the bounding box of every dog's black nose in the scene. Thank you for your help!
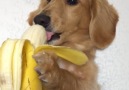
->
[34,14,50,28]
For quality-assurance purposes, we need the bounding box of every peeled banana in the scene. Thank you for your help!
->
[21,25,47,48]
[0,25,88,90]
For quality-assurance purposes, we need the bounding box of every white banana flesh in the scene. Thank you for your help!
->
[22,25,47,48]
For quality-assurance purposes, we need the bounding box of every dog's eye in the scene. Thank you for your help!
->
[67,0,78,5]
[47,0,51,3]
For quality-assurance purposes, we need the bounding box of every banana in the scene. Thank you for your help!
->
[0,24,88,90]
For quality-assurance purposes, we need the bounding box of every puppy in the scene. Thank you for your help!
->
[28,0,118,90]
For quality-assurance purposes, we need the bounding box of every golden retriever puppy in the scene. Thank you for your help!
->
[28,0,118,90]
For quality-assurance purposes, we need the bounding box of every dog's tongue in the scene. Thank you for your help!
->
[46,32,54,41]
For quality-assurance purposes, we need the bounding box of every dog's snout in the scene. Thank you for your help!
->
[34,14,50,28]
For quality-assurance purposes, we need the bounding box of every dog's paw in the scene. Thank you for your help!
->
[33,51,59,83]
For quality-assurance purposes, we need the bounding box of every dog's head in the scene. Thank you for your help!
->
[28,0,118,49]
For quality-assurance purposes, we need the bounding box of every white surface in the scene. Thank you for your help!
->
[0,0,129,90]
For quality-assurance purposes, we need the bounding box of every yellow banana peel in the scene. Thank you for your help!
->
[34,45,88,65]
[21,40,43,90]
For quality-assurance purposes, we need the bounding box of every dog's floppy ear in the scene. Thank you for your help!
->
[89,0,118,49]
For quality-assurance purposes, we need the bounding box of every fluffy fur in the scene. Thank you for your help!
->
[28,0,118,90]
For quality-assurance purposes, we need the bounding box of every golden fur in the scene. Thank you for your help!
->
[28,0,118,90]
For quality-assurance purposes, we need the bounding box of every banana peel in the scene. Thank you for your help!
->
[21,40,43,90]
[35,45,88,65]
[0,39,17,90]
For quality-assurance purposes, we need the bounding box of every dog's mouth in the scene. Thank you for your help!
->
[46,31,61,43]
